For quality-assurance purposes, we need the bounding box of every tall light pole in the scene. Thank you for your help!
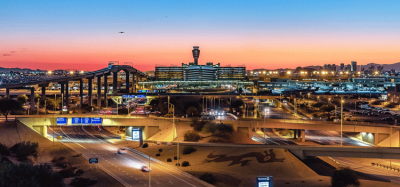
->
[169,103,179,166]
[264,109,266,143]
[341,98,344,146]
[149,155,151,187]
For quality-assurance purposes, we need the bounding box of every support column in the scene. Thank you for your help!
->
[6,88,10,99]
[97,76,101,107]
[104,75,108,107]
[294,129,297,139]
[41,87,46,100]
[79,79,83,106]
[113,72,118,95]
[65,81,69,110]
[132,75,137,93]
[88,78,93,107]
[126,71,130,93]
[301,129,305,142]
[375,132,379,145]
[30,88,35,110]
[60,83,64,109]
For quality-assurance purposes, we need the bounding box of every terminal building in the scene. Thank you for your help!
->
[148,46,251,93]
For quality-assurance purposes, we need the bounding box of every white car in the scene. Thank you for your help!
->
[141,166,150,172]
[118,148,127,154]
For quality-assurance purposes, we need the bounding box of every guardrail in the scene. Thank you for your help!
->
[372,163,400,172]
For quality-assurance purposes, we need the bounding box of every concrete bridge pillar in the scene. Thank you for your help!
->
[65,81,69,109]
[104,75,108,107]
[6,88,10,99]
[301,129,306,142]
[125,71,130,93]
[88,78,93,107]
[97,76,101,107]
[132,75,137,93]
[60,83,64,109]
[375,132,379,145]
[79,79,83,106]
[41,87,46,100]
[113,72,118,96]
[30,88,35,110]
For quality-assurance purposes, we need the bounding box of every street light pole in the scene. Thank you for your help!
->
[341,98,344,146]
[149,155,151,187]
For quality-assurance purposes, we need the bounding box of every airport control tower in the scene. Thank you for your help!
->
[192,46,200,65]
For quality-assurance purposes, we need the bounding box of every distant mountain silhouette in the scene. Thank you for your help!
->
[0,67,45,73]
[361,62,400,71]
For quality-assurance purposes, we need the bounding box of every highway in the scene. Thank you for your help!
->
[47,125,209,187]
[305,130,371,146]
[252,129,297,145]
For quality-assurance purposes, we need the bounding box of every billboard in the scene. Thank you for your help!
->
[257,176,273,187]
[91,117,102,125]
[71,117,81,125]
[57,117,67,125]
[132,128,140,140]
[81,117,91,125]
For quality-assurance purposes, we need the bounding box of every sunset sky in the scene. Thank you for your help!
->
[1,1,400,71]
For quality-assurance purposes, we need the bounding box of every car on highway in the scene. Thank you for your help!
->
[141,166,150,172]
[118,148,127,154]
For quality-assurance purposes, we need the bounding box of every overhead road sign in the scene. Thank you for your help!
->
[57,117,67,125]
[91,117,102,125]
[82,117,91,125]
[71,117,81,125]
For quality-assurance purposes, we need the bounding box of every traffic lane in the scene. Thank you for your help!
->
[52,126,205,187]
[76,126,208,187]
[305,130,371,146]
[332,157,400,184]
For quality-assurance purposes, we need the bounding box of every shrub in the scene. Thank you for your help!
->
[142,143,148,148]
[200,173,216,184]
[75,169,84,176]
[70,177,97,187]
[0,163,65,187]
[186,107,199,116]
[202,122,217,134]
[1,156,11,163]
[155,153,161,157]
[216,123,234,134]
[181,161,190,167]
[167,158,172,162]
[158,149,163,153]
[52,156,69,168]
[174,156,178,160]
[183,147,197,155]
[59,166,75,178]
[184,131,201,142]
[10,141,39,159]
[190,118,208,131]
[331,167,360,187]
[0,143,10,156]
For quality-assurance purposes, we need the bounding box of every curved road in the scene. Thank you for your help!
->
[48,125,209,187]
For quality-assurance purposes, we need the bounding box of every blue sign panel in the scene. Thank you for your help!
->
[122,95,135,99]
[71,117,81,125]
[257,176,273,187]
[57,117,67,125]
[91,117,102,125]
[132,128,140,140]
[136,95,146,98]
[89,158,98,164]
[82,117,91,125]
